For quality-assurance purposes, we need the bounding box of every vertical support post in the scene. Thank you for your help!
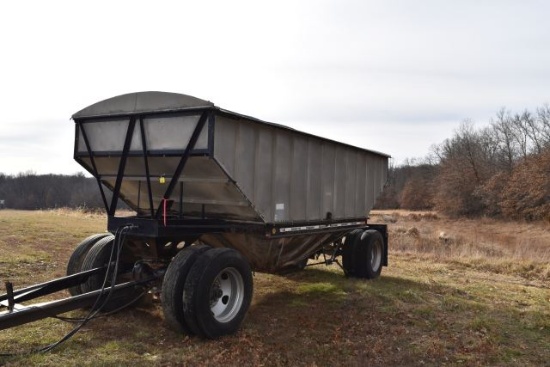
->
[5,282,14,312]
[109,117,136,216]
[179,181,184,219]
[137,181,141,212]
[155,111,209,219]
[139,117,155,218]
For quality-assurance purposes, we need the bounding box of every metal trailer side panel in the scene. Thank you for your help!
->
[234,121,256,209]
[213,114,388,223]
[273,131,292,221]
[254,125,274,222]
[290,135,308,221]
[364,154,387,212]
[365,154,375,211]
[333,146,346,218]
[355,153,367,215]
[321,143,336,220]
[213,116,237,177]
[306,139,322,219]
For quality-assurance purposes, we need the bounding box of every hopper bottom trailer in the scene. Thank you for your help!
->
[0,92,390,341]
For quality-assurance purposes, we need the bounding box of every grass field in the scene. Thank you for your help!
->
[0,209,549,366]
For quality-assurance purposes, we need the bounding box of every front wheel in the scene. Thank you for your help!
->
[80,237,143,311]
[66,233,113,296]
[182,248,253,339]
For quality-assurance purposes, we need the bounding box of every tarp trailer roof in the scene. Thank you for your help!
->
[1,92,390,341]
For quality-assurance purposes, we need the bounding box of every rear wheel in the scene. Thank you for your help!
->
[66,233,113,296]
[161,244,212,334]
[342,229,363,276]
[342,229,384,279]
[355,230,384,279]
[183,248,253,339]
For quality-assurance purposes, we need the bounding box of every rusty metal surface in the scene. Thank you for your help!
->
[199,230,349,273]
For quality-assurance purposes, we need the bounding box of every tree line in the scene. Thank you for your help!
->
[0,172,104,210]
[376,105,550,221]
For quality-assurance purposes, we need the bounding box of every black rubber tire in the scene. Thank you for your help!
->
[342,229,363,276]
[161,244,212,334]
[355,230,384,279]
[80,236,142,311]
[183,248,253,339]
[66,233,113,296]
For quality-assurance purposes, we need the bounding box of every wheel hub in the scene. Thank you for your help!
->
[208,267,244,323]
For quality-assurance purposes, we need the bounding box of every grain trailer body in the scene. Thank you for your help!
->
[1,91,390,340]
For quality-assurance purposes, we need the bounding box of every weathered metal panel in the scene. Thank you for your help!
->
[77,126,88,153]
[306,140,322,219]
[344,150,356,217]
[93,156,122,176]
[290,135,308,221]
[321,144,336,219]
[234,122,256,206]
[213,116,237,176]
[273,131,291,221]
[254,125,274,221]
[365,155,376,211]
[82,119,129,152]
[355,153,367,215]
[75,92,388,223]
[213,113,389,222]
[334,147,346,218]
[142,115,205,150]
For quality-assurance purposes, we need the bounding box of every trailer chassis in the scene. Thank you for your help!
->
[0,261,161,331]
[0,219,387,332]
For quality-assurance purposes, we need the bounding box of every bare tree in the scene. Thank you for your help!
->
[432,121,495,216]
[490,108,520,172]
[536,104,550,148]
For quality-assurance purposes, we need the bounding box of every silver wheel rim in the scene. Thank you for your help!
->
[371,240,382,271]
[209,267,244,323]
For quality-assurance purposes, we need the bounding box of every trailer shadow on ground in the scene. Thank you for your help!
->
[243,266,549,366]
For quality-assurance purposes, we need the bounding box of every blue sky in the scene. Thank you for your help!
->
[1,0,549,174]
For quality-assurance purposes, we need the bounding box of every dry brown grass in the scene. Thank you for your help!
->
[372,210,550,282]
[1,209,549,366]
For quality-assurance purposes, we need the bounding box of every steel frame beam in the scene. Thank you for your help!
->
[0,278,153,331]
[154,111,209,219]
[0,267,104,305]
